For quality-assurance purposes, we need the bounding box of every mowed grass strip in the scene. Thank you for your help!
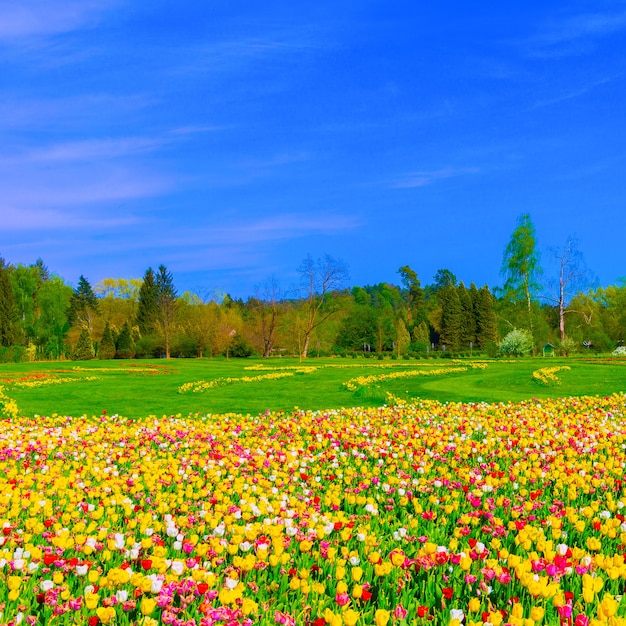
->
[1,356,625,417]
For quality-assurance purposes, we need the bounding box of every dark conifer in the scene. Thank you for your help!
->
[98,320,116,359]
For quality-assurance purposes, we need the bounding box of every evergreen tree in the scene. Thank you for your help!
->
[433,268,458,291]
[115,322,135,359]
[438,284,462,349]
[396,318,411,357]
[0,258,21,347]
[412,320,430,348]
[458,282,476,347]
[136,268,159,335]
[34,258,50,282]
[68,275,99,330]
[475,286,499,348]
[155,265,178,359]
[98,321,116,359]
[73,326,95,360]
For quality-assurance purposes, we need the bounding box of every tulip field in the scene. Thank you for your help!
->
[1,358,626,625]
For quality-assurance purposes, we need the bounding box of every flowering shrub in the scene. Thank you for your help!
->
[531,365,571,386]
[498,329,534,357]
[2,394,626,624]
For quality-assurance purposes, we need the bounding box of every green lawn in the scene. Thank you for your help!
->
[1,356,625,418]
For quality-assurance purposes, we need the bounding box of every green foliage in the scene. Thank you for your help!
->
[458,282,476,347]
[396,318,411,357]
[9,264,41,343]
[73,326,95,360]
[0,259,21,347]
[433,268,458,290]
[98,321,116,359]
[155,265,178,359]
[412,320,430,346]
[136,268,159,335]
[115,322,136,359]
[34,277,72,359]
[557,336,578,357]
[335,304,377,351]
[501,213,541,302]
[438,284,462,348]
[228,335,254,358]
[474,286,499,348]
[499,328,534,356]
[0,346,28,363]
[134,335,163,358]
[68,275,99,329]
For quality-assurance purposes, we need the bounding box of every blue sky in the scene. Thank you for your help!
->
[1,1,625,298]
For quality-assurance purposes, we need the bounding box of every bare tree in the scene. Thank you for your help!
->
[297,254,349,358]
[541,237,594,342]
[251,275,283,358]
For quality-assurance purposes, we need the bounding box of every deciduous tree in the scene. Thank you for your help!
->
[501,213,541,346]
[398,265,425,327]
[297,254,349,358]
[541,237,594,342]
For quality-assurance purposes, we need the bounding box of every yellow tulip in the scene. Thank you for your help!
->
[85,592,100,610]
[343,609,360,626]
[140,597,156,616]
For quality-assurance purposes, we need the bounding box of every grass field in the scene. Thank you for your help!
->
[3,357,626,624]
[1,355,625,418]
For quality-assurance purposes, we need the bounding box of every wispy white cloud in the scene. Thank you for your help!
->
[1,137,168,165]
[208,213,359,243]
[525,10,626,58]
[527,75,618,110]
[1,207,140,231]
[390,167,479,189]
[237,152,309,170]
[1,168,173,217]
[0,0,117,40]
[0,93,155,131]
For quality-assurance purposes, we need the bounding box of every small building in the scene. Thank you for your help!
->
[542,343,555,357]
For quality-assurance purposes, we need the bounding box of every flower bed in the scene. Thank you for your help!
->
[531,366,571,386]
[1,395,626,624]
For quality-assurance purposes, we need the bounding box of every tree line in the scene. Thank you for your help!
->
[0,216,624,361]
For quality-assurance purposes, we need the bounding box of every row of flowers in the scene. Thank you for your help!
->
[531,366,572,386]
[244,366,320,374]
[6,376,99,389]
[342,366,473,391]
[0,385,18,419]
[4,393,626,623]
[177,371,302,394]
